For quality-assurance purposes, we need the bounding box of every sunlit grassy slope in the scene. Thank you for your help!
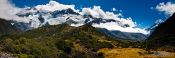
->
[98,48,175,58]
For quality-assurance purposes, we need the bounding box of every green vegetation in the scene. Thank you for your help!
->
[1,21,173,58]
[146,35,175,52]
[0,24,121,58]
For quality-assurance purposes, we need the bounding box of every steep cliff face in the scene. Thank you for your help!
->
[146,13,175,51]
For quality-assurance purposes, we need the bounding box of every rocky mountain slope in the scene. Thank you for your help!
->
[146,13,175,52]
[0,18,21,36]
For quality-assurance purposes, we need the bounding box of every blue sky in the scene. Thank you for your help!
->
[11,0,175,28]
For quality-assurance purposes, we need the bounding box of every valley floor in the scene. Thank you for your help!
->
[98,48,175,58]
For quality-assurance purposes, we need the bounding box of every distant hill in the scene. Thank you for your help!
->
[146,13,175,52]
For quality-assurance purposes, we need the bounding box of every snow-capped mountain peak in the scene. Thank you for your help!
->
[11,1,149,35]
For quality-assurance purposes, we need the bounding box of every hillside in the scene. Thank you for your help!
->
[0,18,21,36]
[0,24,134,58]
[146,13,175,52]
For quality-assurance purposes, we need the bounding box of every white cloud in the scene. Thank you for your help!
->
[156,2,175,15]
[0,0,30,23]
[81,6,136,28]
[70,24,84,27]
[81,6,122,20]
[112,8,116,11]
[92,22,149,34]
[35,1,78,12]
[119,17,136,27]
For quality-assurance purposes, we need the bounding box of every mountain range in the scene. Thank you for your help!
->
[8,5,149,40]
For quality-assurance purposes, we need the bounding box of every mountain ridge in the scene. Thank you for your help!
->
[0,18,21,36]
[146,13,175,52]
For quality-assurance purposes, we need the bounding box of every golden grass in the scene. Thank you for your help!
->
[98,48,175,58]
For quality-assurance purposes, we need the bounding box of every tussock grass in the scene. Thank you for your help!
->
[98,48,175,58]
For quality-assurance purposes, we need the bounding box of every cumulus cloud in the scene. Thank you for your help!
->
[35,1,78,12]
[81,6,122,20]
[0,0,30,23]
[92,22,149,34]
[156,2,175,15]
